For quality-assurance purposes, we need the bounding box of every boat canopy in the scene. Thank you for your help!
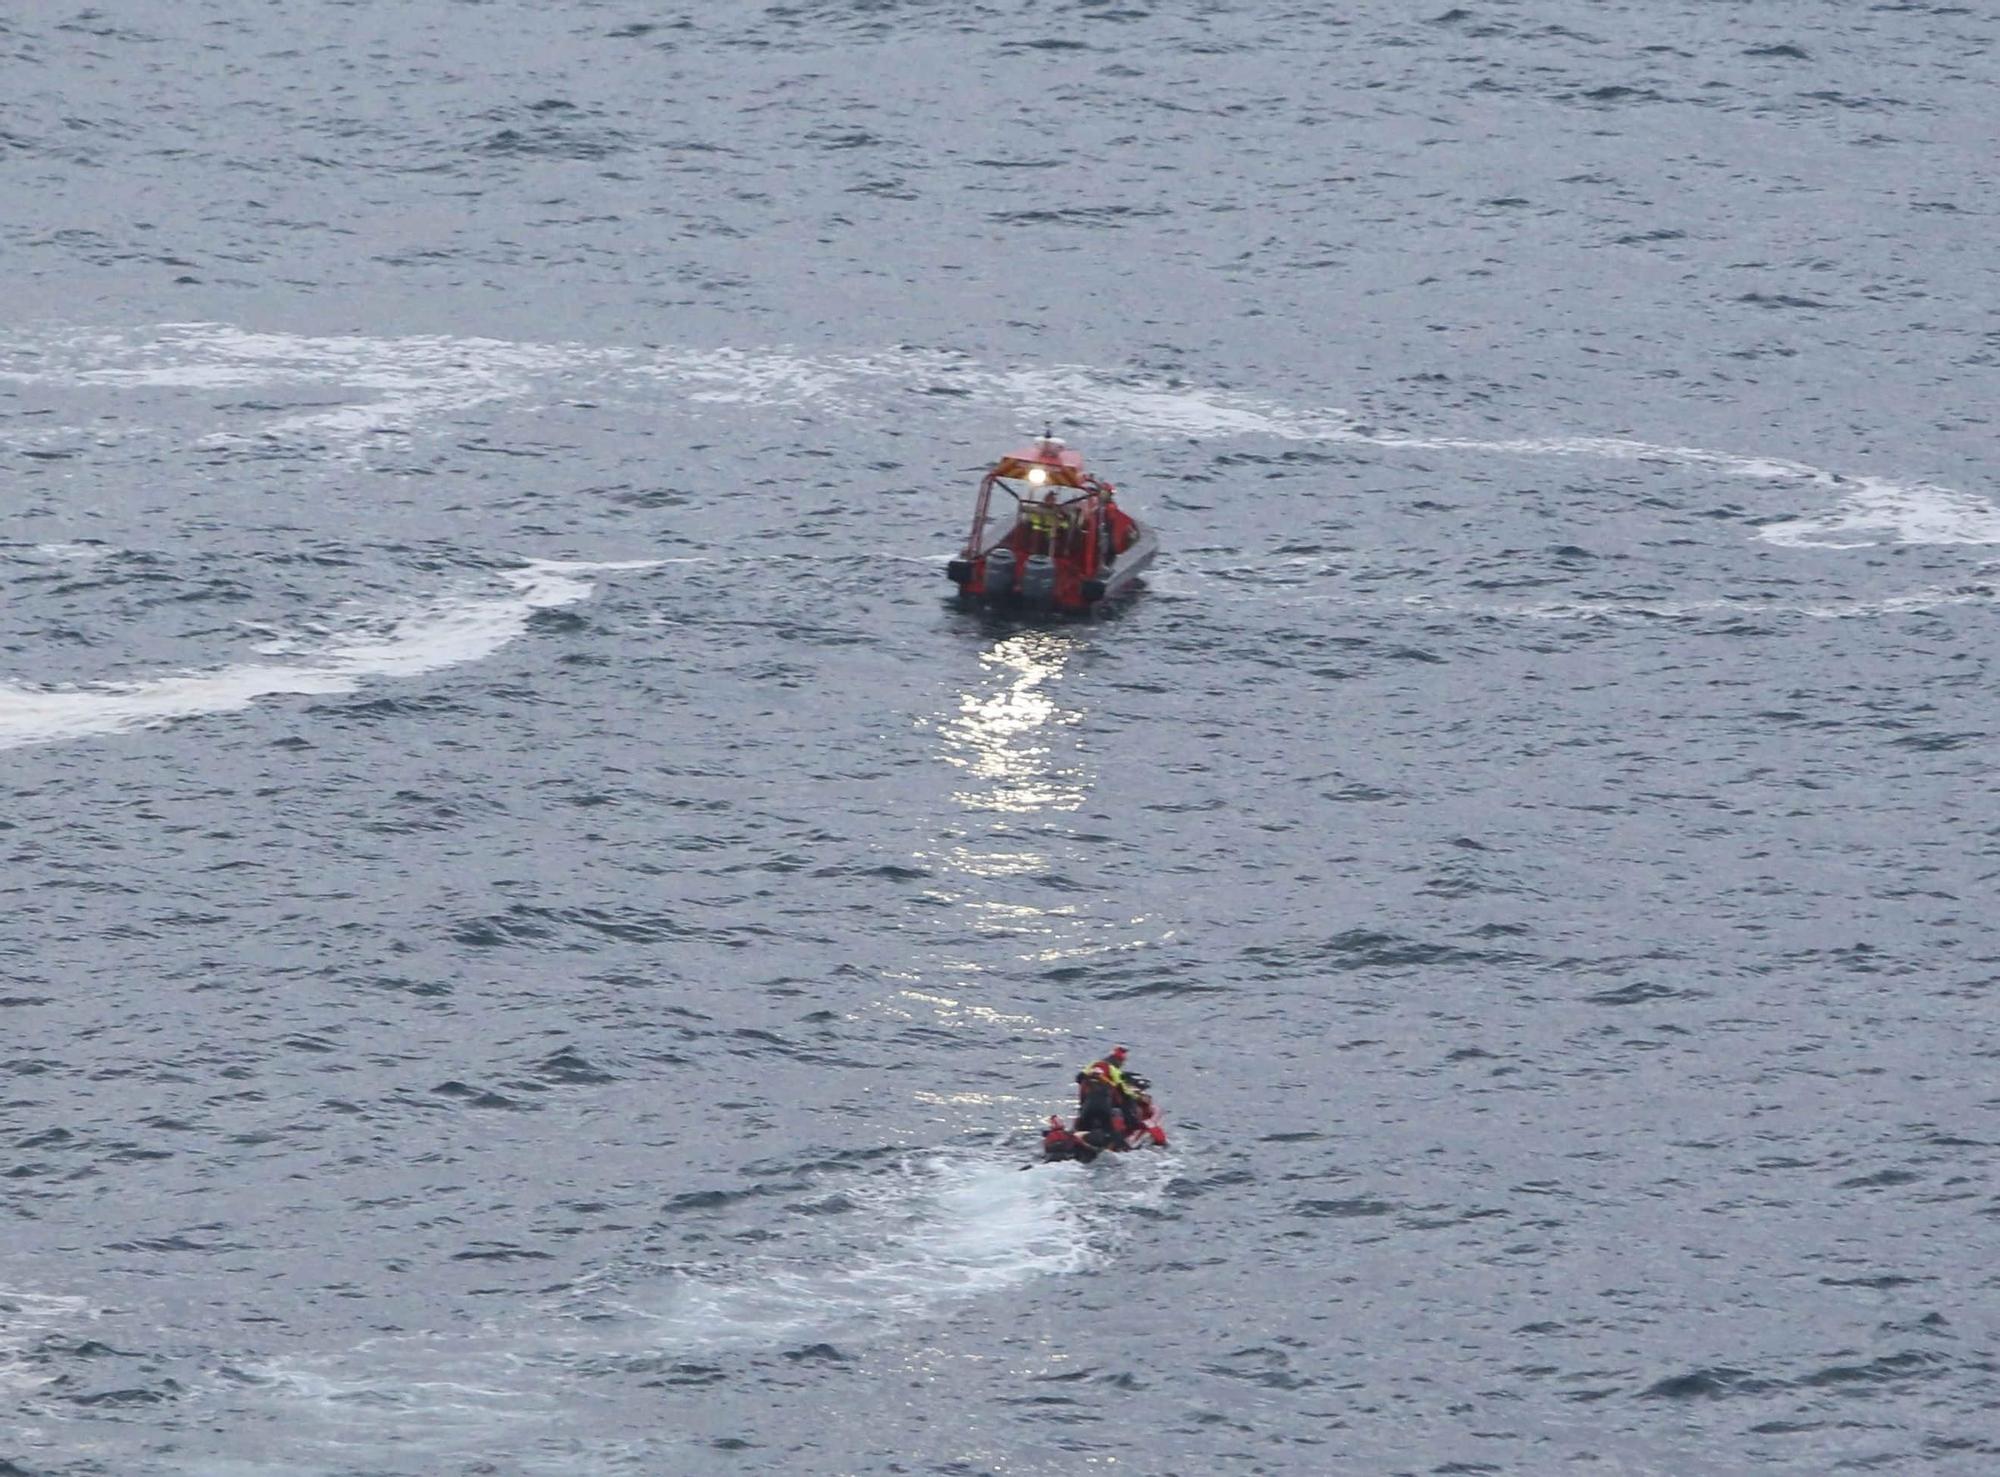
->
[989,436,1099,491]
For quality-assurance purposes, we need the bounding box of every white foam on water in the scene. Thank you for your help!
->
[993,363,1325,442]
[622,1147,1188,1360]
[212,1328,567,1477]
[985,370,1999,549]
[0,559,654,751]
[0,665,357,750]
[626,343,860,411]
[1171,577,2000,623]
[644,1153,1098,1356]
[314,563,599,678]
[7,322,1988,544]
[1759,474,2000,548]
[0,323,893,453]
[204,1148,1160,1473]
[244,1337,558,1425]
[0,1286,96,1400]
[0,324,602,454]
[1501,583,2000,623]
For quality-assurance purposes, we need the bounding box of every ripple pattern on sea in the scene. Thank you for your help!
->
[3,1,1998,1474]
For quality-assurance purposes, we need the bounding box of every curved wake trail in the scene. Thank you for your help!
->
[0,559,654,751]
[5,323,1989,547]
[983,364,2000,548]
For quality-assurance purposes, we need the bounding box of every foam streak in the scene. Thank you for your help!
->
[6,323,1989,545]
[0,560,651,751]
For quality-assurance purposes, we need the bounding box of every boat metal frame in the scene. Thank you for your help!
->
[946,436,1156,614]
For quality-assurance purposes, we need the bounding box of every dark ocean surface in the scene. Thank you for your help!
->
[3,2,1998,1473]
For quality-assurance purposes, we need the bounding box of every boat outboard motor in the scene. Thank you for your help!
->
[1019,553,1056,609]
[983,546,1018,601]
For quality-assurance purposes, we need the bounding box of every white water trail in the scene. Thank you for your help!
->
[6,322,1990,545]
[0,559,655,751]
[213,1148,1165,1475]
[19,542,116,563]
[0,1286,97,1401]
[988,364,2000,548]
[642,1153,1103,1356]
[1756,474,2000,548]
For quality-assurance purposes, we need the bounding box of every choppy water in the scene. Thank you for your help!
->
[4,2,1998,1474]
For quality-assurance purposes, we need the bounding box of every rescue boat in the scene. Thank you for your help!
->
[946,434,1158,614]
[1041,1099,1169,1164]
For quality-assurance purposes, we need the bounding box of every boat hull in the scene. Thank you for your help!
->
[1040,1100,1168,1163]
[950,523,1158,616]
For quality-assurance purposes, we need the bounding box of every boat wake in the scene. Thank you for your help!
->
[982,364,2000,549]
[5,322,1991,548]
[610,1151,1125,1357]
[0,559,654,751]
[0,1285,98,1402]
[198,1147,1169,1474]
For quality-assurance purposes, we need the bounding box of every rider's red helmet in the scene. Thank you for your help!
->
[1109,1046,1128,1062]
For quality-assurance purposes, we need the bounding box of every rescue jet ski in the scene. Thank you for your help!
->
[1042,1106,1169,1164]
[946,433,1158,615]
[1040,1083,1169,1164]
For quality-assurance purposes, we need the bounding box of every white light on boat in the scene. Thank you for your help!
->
[1026,466,1048,485]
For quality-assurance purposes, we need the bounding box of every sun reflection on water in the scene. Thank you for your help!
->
[932,630,1087,816]
[897,628,1146,1016]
